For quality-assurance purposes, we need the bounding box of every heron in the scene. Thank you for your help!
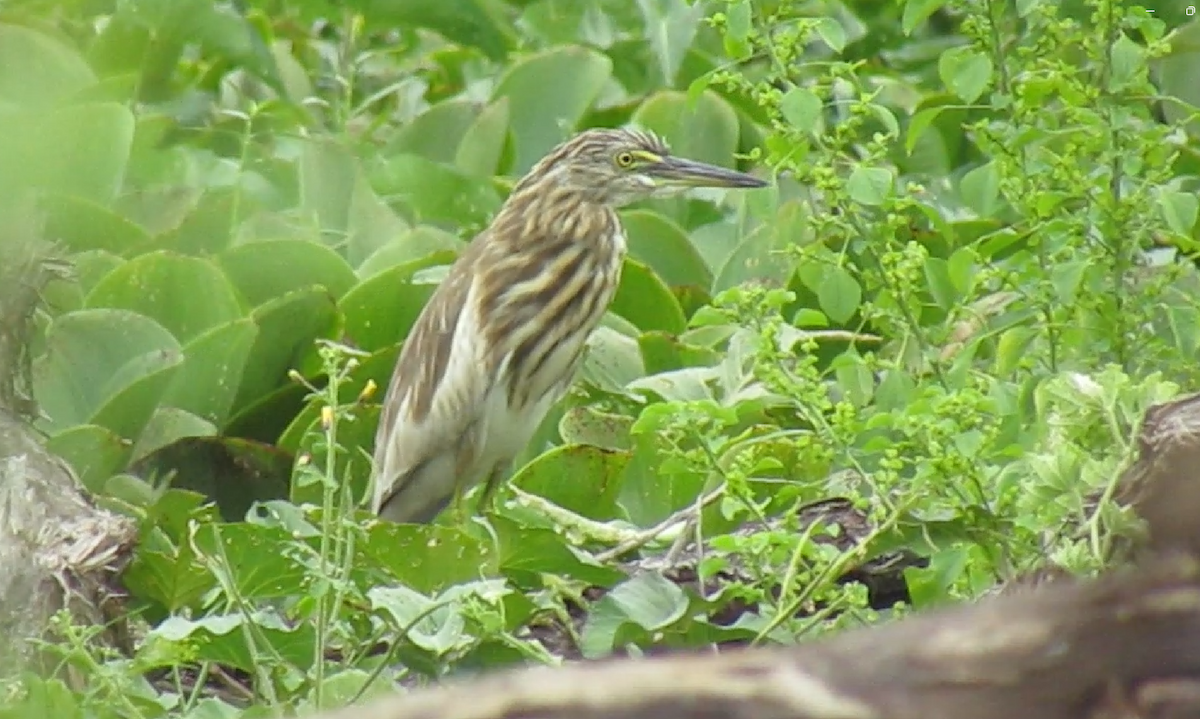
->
[370,127,768,524]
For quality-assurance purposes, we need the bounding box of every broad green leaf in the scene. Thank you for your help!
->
[218,240,358,307]
[368,153,502,228]
[46,424,131,495]
[456,97,511,177]
[938,47,993,104]
[347,166,413,267]
[0,23,95,106]
[636,0,705,85]
[41,194,152,254]
[509,444,630,520]
[232,288,340,414]
[156,187,253,256]
[619,209,712,290]
[150,613,314,676]
[780,87,823,134]
[299,138,359,236]
[491,515,623,586]
[578,326,647,393]
[580,572,688,658]
[815,17,847,53]
[638,331,719,374]
[923,258,958,311]
[192,523,311,601]
[905,106,946,156]
[0,103,133,205]
[164,319,258,426]
[34,309,183,438]
[1155,21,1200,136]
[1108,34,1145,91]
[610,258,687,334]
[712,202,806,292]
[632,89,740,170]
[960,161,1001,218]
[350,0,515,60]
[902,0,948,34]
[387,100,482,163]
[357,229,465,280]
[723,0,754,59]
[132,408,218,462]
[363,524,498,594]
[340,252,457,352]
[86,251,243,344]
[847,165,894,206]
[558,407,634,451]
[492,46,613,173]
[1159,190,1199,235]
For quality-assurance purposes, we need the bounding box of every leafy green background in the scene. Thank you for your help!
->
[3,0,1200,715]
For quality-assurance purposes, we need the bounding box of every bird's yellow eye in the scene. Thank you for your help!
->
[614,151,635,168]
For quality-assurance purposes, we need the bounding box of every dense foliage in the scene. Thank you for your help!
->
[2,0,1199,715]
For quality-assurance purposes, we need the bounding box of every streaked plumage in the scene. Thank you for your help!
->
[371,128,768,524]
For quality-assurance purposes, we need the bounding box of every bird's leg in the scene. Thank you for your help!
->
[475,463,509,518]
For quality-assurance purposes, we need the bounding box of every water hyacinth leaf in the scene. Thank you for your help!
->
[492,46,612,173]
[33,308,183,438]
[508,444,630,520]
[86,251,243,344]
[219,240,358,307]
[610,258,687,334]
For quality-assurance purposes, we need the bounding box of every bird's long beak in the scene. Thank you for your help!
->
[650,156,768,189]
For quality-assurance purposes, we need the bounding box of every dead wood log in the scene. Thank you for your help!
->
[0,206,137,672]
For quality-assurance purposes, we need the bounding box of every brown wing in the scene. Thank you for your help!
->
[369,240,493,520]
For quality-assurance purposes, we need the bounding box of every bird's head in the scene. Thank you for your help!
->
[515,128,768,207]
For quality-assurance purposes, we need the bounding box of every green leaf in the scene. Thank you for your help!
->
[938,47,993,103]
[905,106,946,155]
[578,327,647,394]
[357,229,464,280]
[817,266,861,324]
[620,210,712,290]
[632,89,740,170]
[132,408,218,462]
[638,332,718,374]
[558,407,634,451]
[86,251,243,344]
[492,516,623,586]
[723,0,754,59]
[618,433,706,525]
[1108,34,1145,90]
[387,100,483,163]
[1159,190,1199,235]
[814,17,846,53]
[902,0,948,35]
[779,87,823,133]
[959,161,1002,217]
[580,572,688,658]
[0,23,95,106]
[712,202,805,292]
[846,165,894,206]
[45,424,131,495]
[636,0,705,85]
[492,46,613,173]
[232,289,339,414]
[163,319,258,426]
[340,253,457,352]
[0,103,134,205]
[509,445,630,520]
[363,524,498,594]
[299,138,359,236]
[369,153,502,228]
[611,258,688,334]
[350,0,515,60]
[41,194,152,255]
[150,613,314,677]
[455,97,511,177]
[218,240,358,307]
[34,309,183,439]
